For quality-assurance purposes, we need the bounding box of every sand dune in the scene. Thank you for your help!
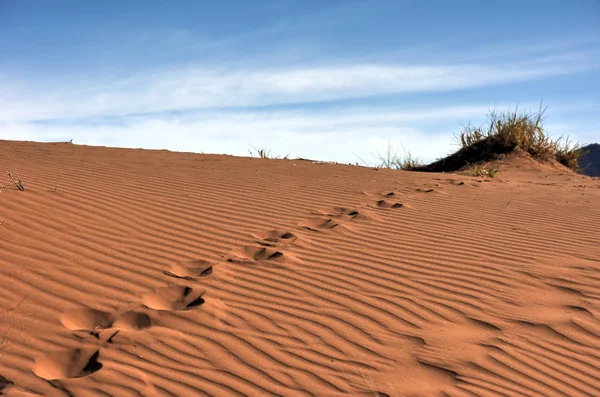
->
[1,140,600,396]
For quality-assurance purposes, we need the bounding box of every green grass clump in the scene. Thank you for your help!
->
[456,104,583,171]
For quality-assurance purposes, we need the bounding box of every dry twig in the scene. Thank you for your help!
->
[6,171,24,191]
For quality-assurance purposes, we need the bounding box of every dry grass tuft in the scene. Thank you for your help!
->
[467,163,498,178]
[554,137,585,171]
[456,104,583,171]
[248,145,289,160]
[374,142,425,171]
[249,145,273,159]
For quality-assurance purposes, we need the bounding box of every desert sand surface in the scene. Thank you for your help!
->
[1,139,600,397]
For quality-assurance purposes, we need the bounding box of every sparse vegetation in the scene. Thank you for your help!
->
[249,145,272,158]
[467,163,498,178]
[456,104,583,169]
[248,145,289,160]
[554,136,585,172]
[6,171,24,191]
[372,142,425,171]
[395,154,425,171]
[414,103,585,173]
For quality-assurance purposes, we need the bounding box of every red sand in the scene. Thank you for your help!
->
[1,140,599,396]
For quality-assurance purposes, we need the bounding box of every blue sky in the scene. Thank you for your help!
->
[1,0,599,163]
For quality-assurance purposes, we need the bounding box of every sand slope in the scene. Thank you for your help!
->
[1,140,600,397]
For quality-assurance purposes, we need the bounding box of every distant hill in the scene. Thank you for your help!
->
[579,144,600,177]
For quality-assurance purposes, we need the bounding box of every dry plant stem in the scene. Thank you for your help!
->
[6,171,24,191]
[249,145,273,159]
[373,141,424,170]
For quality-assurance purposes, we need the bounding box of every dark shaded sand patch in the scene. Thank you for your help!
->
[0,375,12,394]
[33,348,102,380]
[112,311,152,331]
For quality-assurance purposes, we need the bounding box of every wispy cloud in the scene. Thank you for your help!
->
[1,44,598,123]
[5,102,597,164]
[1,105,485,161]
[1,30,598,162]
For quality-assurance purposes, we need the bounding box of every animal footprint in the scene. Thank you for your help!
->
[112,311,152,331]
[314,207,361,219]
[253,229,297,246]
[33,348,102,380]
[142,285,205,311]
[315,206,378,223]
[60,306,153,335]
[164,259,213,279]
[372,199,403,209]
[60,308,114,331]
[298,217,340,231]
[363,190,397,198]
[229,246,285,263]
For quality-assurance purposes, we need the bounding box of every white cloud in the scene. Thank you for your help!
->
[0,106,481,163]
[1,34,597,163]
[4,103,596,165]
[1,48,597,123]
